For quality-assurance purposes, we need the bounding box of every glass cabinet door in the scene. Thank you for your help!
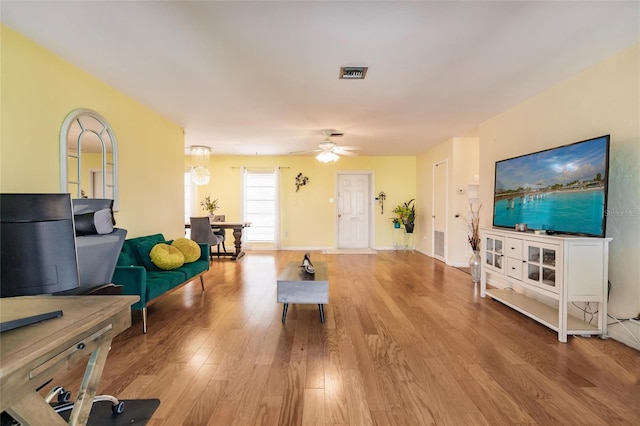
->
[524,242,559,292]
[484,236,504,271]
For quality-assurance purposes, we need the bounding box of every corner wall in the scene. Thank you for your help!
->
[479,44,640,348]
[1,26,186,239]
[415,137,479,264]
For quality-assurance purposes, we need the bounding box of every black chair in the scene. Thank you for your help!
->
[0,194,126,423]
[212,214,227,254]
[190,217,224,260]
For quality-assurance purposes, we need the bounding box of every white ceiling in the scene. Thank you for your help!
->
[2,1,638,157]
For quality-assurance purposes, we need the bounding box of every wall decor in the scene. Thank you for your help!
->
[295,173,309,192]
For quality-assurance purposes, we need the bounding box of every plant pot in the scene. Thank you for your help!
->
[404,223,414,233]
[393,222,401,229]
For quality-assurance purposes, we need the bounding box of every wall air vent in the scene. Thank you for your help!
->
[339,67,368,80]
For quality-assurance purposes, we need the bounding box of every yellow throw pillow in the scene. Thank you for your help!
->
[149,243,185,270]
[171,238,201,263]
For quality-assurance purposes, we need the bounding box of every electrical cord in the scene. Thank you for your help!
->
[608,313,640,345]
[607,317,635,325]
[571,302,598,324]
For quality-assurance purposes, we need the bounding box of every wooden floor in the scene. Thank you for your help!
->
[54,250,640,425]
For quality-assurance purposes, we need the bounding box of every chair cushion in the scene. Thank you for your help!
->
[116,251,135,267]
[74,209,114,236]
[74,212,97,236]
[171,238,201,263]
[72,198,116,225]
[135,239,160,270]
[175,258,209,278]
[149,243,185,270]
[145,270,188,301]
[93,208,114,234]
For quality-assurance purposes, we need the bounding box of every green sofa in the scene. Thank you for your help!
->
[112,233,210,333]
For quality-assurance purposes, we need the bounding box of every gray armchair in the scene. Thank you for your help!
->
[190,217,224,260]
[69,199,127,293]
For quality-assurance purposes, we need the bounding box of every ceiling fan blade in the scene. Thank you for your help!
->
[289,149,321,155]
[334,148,358,157]
[337,146,361,151]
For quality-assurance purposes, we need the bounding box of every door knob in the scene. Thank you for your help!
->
[338,214,341,218]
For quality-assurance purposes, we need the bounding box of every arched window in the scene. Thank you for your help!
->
[60,109,119,209]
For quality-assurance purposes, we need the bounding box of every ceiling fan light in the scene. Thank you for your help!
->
[316,151,339,163]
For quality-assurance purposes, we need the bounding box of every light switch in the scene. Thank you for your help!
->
[329,198,334,203]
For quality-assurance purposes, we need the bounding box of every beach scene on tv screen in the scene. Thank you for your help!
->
[493,137,607,236]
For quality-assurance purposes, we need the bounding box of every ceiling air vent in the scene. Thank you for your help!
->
[339,66,368,80]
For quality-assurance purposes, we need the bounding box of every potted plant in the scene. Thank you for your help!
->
[392,199,415,233]
[391,217,402,229]
[200,194,219,216]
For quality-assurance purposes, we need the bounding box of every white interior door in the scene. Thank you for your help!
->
[337,173,370,249]
[432,161,447,262]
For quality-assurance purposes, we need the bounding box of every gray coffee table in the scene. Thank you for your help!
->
[277,261,329,323]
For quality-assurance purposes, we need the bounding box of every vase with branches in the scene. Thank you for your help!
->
[467,203,482,284]
[468,203,481,251]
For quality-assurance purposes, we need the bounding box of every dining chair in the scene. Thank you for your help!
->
[212,215,227,254]
[189,217,224,260]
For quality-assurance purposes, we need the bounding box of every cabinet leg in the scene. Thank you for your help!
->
[281,303,289,323]
[318,304,325,323]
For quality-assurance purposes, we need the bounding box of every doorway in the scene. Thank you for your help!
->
[337,172,372,249]
[90,170,113,199]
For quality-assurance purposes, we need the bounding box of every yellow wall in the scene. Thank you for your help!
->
[479,44,640,346]
[1,26,186,239]
[415,137,479,263]
[187,155,416,248]
[1,25,417,249]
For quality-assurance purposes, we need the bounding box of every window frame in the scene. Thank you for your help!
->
[241,167,280,247]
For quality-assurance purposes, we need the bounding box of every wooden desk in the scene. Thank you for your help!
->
[0,295,139,425]
[277,261,329,323]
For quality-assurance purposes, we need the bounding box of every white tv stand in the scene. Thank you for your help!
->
[480,227,611,342]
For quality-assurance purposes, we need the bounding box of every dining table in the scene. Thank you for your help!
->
[186,221,251,260]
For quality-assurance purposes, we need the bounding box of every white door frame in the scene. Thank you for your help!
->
[335,171,374,249]
[432,160,448,262]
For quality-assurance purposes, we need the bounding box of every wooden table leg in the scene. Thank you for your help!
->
[68,338,112,425]
[5,339,114,426]
[232,228,245,260]
[6,391,67,425]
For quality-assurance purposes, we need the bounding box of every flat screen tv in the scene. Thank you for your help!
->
[492,135,610,237]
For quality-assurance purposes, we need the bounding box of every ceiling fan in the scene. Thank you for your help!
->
[291,130,360,162]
